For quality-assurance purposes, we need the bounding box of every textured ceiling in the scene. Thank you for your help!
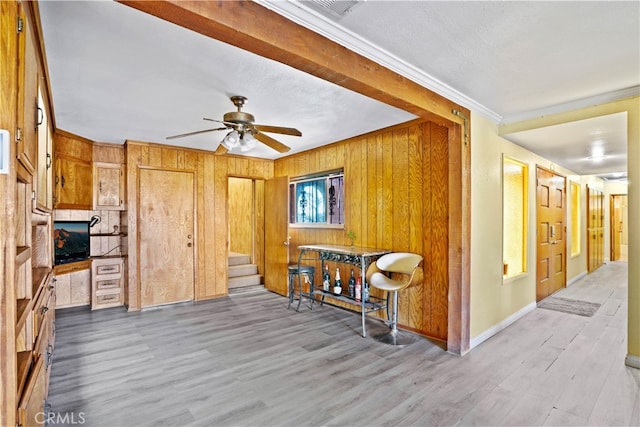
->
[38,0,639,175]
[38,1,415,159]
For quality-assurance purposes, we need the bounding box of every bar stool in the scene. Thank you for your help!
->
[366,252,423,345]
[288,264,315,311]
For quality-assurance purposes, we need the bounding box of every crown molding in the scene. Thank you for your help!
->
[500,86,640,125]
[257,0,503,123]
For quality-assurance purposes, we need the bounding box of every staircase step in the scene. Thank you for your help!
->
[229,274,263,289]
[229,264,258,277]
[229,252,251,266]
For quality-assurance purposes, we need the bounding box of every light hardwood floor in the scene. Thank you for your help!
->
[49,261,639,426]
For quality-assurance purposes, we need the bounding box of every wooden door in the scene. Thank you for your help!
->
[35,87,52,212]
[610,194,628,261]
[536,167,566,301]
[587,185,604,271]
[16,3,38,176]
[264,176,289,296]
[139,169,195,307]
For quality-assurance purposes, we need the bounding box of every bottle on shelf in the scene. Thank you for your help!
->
[348,269,356,298]
[333,267,342,295]
[323,264,331,292]
[355,276,362,302]
[363,280,369,302]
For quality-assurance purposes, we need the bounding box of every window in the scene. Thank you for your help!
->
[289,170,344,227]
[502,156,528,278]
[570,181,581,257]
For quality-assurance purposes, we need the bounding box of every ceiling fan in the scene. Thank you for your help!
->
[166,96,301,154]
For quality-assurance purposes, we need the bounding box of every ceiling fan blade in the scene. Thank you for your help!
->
[214,144,229,155]
[203,117,237,127]
[254,132,291,153]
[166,127,227,140]
[253,124,302,137]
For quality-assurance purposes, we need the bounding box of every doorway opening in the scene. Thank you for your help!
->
[610,194,628,262]
[228,177,265,292]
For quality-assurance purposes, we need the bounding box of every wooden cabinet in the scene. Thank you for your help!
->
[54,154,93,209]
[94,162,125,210]
[54,261,92,308]
[17,356,46,427]
[4,3,55,426]
[35,87,53,212]
[91,257,125,309]
[16,2,38,179]
[53,130,93,210]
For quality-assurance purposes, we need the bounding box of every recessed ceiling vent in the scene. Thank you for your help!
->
[304,0,364,18]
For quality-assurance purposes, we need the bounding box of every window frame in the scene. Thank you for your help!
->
[502,155,529,280]
[289,169,345,229]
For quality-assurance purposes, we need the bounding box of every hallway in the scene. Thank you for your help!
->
[48,262,638,426]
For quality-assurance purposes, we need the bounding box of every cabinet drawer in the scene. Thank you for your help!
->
[96,293,121,305]
[96,277,121,291]
[96,263,121,275]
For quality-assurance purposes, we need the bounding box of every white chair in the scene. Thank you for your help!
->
[366,252,423,345]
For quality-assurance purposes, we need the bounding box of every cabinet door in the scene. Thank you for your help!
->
[36,87,53,212]
[54,154,93,209]
[93,162,124,210]
[16,4,38,176]
[17,356,46,427]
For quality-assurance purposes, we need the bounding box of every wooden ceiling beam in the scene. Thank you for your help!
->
[118,0,467,127]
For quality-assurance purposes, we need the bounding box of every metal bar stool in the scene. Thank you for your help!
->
[366,252,423,345]
[288,264,315,311]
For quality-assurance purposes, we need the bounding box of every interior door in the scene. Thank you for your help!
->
[610,194,628,262]
[587,185,605,271]
[264,176,290,296]
[536,167,566,301]
[139,168,195,307]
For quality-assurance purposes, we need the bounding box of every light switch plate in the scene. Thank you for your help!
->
[0,129,9,174]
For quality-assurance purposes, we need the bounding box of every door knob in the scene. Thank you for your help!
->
[283,241,289,246]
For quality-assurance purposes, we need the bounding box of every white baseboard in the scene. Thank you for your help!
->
[625,354,640,369]
[470,302,537,350]
[567,271,587,287]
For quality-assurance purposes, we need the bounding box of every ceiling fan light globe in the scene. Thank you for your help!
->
[239,137,251,152]
[243,132,257,150]
[223,130,240,148]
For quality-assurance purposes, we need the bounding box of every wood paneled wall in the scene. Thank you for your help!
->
[228,177,254,256]
[275,120,450,341]
[124,141,273,310]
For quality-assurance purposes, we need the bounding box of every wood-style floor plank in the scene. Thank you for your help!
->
[48,262,637,426]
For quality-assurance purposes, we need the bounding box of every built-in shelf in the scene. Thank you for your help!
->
[32,267,52,301]
[16,351,32,399]
[15,246,31,267]
[15,299,32,334]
